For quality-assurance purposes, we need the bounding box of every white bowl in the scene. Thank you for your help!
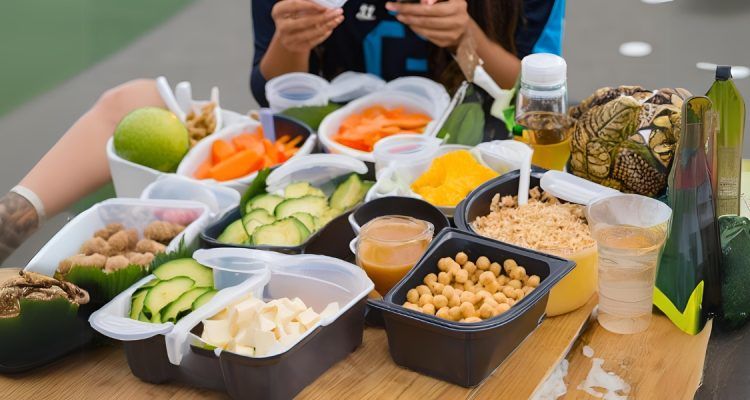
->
[317,91,441,163]
[175,118,317,193]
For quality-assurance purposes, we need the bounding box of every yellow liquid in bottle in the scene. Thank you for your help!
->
[515,112,573,171]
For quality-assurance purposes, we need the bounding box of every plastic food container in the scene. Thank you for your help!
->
[140,174,240,218]
[108,107,251,198]
[176,115,316,193]
[371,135,442,178]
[349,196,450,235]
[266,73,330,113]
[372,228,574,387]
[318,91,442,163]
[200,154,370,255]
[454,170,598,317]
[90,250,374,399]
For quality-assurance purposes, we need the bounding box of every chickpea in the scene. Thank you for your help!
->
[507,298,516,307]
[508,279,522,289]
[527,275,541,287]
[422,303,436,315]
[503,259,518,273]
[455,269,469,283]
[464,316,482,323]
[437,257,452,272]
[471,271,481,284]
[448,262,461,276]
[449,294,461,307]
[460,301,476,318]
[516,266,527,279]
[418,293,433,307]
[502,286,515,298]
[455,252,469,265]
[430,282,445,295]
[460,291,475,304]
[485,281,500,294]
[497,275,509,286]
[406,289,419,304]
[483,297,499,308]
[479,302,495,319]
[403,302,420,311]
[424,273,438,285]
[463,280,475,292]
[514,288,525,301]
[476,290,491,301]
[436,307,451,320]
[509,268,522,281]
[523,286,534,295]
[463,261,477,275]
[438,271,452,285]
[472,255,485,268]
[479,271,496,286]
[497,303,511,314]
[493,292,508,304]
[449,306,463,321]
[453,283,464,291]
[416,285,431,296]
[490,262,501,277]
[433,294,449,309]
[442,285,455,299]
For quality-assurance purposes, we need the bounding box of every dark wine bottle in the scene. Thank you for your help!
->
[654,96,722,335]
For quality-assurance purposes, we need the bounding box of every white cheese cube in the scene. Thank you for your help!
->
[296,308,320,329]
[235,327,255,347]
[290,297,308,313]
[253,329,278,356]
[201,319,232,349]
[279,332,301,349]
[234,298,262,326]
[274,302,295,325]
[257,313,276,332]
[320,302,340,320]
[233,344,255,357]
[284,321,302,336]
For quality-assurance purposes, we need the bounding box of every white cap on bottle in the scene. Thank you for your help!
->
[521,53,567,87]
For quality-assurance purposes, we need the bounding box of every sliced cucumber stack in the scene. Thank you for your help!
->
[217,175,374,247]
[129,258,215,324]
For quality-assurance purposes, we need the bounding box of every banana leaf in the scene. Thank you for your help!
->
[239,168,271,218]
[281,103,341,131]
[58,264,148,307]
[0,298,93,373]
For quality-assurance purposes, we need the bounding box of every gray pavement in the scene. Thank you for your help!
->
[1,0,749,267]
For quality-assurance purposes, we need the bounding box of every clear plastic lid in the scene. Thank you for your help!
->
[141,175,240,217]
[328,72,386,103]
[265,154,368,194]
[384,76,450,114]
[372,135,442,176]
[265,73,330,113]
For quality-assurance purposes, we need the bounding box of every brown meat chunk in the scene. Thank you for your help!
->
[104,255,130,273]
[80,237,111,256]
[94,223,124,240]
[144,221,185,244]
[135,239,166,254]
[125,229,139,250]
[126,252,155,267]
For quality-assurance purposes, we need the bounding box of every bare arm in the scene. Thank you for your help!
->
[18,79,164,217]
[468,19,521,90]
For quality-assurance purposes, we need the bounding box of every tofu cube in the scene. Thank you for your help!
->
[201,319,232,348]
[257,313,276,332]
[233,344,255,358]
[235,327,255,347]
[253,329,278,356]
[274,302,295,325]
[289,297,308,313]
[296,308,320,330]
[234,298,262,326]
[279,332,301,349]
[284,321,302,336]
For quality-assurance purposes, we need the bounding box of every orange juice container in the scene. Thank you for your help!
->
[355,216,434,294]
[540,243,599,316]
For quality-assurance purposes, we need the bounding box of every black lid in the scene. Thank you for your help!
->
[716,65,733,81]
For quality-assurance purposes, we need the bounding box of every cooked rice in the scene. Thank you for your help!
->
[472,187,595,253]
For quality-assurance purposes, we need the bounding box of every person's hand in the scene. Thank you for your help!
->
[272,0,344,53]
[385,0,469,49]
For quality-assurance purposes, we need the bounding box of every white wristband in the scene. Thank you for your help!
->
[10,185,46,223]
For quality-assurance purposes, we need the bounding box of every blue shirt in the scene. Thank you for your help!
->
[251,0,564,106]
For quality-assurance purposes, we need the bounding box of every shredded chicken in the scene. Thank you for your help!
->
[472,187,595,253]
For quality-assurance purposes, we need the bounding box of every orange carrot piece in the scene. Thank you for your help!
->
[209,149,262,181]
[193,158,213,180]
[211,140,235,164]
[263,139,280,162]
[232,133,256,150]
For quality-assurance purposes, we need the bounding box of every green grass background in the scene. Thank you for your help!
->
[0,0,193,116]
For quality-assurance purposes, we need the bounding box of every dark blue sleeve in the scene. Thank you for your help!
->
[250,0,276,107]
[515,0,564,58]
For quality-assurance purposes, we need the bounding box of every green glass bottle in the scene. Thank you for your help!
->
[706,66,746,216]
[654,96,722,335]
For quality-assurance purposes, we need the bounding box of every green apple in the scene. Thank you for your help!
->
[114,107,190,172]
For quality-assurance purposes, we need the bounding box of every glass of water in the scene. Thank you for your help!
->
[586,194,672,334]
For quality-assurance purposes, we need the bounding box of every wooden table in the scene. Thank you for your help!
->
[0,294,712,400]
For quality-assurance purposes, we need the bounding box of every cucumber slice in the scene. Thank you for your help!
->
[244,209,276,224]
[252,218,311,246]
[275,195,329,219]
[359,180,375,199]
[306,186,326,198]
[316,208,343,229]
[129,290,148,320]
[133,278,159,296]
[192,289,218,310]
[285,182,313,198]
[290,212,316,232]
[217,219,249,244]
[137,311,150,322]
[143,276,195,318]
[152,258,213,288]
[246,194,284,214]
[330,174,364,211]
[160,287,212,323]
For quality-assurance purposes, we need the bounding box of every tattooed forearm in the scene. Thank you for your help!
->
[0,192,39,264]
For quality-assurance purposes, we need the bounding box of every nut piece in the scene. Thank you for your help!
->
[144,221,185,244]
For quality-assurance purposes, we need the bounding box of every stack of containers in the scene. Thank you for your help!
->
[89,248,374,399]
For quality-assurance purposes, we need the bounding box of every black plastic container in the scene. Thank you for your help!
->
[453,169,545,232]
[350,196,451,235]
[123,298,367,399]
[374,228,574,387]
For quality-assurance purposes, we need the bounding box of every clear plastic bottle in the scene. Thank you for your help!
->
[514,54,573,171]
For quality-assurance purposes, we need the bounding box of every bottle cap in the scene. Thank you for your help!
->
[716,65,733,81]
[521,53,567,87]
